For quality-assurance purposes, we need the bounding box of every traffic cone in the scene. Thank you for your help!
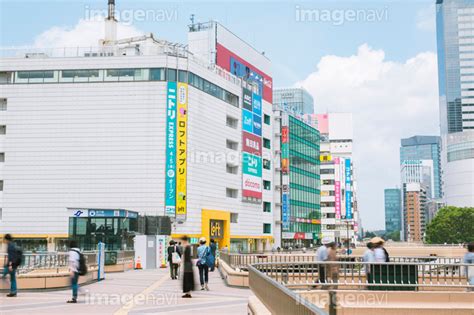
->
[135,256,142,270]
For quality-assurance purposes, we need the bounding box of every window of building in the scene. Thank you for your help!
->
[0,180,3,191]
[263,202,271,213]
[263,180,271,190]
[0,153,4,162]
[231,213,239,223]
[263,138,271,149]
[0,208,2,221]
[178,70,188,83]
[226,139,238,150]
[0,125,5,135]
[149,68,165,81]
[322,179,335,185]
[226,116,238,129]
[226,188,238,198]
[264,114,271,125]
[0,98,6,111]
[263,223,271,234]
[226,164,238,174]
[263,159,271,170]
[320,168,334,174]
[167,69,177,81]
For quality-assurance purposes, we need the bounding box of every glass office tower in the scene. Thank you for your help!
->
[274,88,314,115]
[400,136,442,199]
[384,188,402,235]
[436,0,474,206]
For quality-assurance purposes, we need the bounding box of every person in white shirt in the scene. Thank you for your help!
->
[315,237,333,284]
[68,240,80,303]
[371,237,389,262]
[363,242,375,263]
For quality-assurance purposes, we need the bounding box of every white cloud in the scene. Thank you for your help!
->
[297,44,439,230]
[33,16,144,48]
[416,4,436,32]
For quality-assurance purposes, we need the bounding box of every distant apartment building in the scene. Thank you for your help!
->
[384,188,402,236]
[403,183,427,242]
[304,113,358,245]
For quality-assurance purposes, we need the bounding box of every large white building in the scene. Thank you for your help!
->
[0,17,275,252]
[304,113,359,245]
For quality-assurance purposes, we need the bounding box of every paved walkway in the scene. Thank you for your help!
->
[0,267,251,315]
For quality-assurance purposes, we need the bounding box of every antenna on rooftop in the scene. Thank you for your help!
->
[103,0,117,45]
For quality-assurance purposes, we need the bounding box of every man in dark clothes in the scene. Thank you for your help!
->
[167,240,182,279]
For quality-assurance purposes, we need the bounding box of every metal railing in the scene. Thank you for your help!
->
[1,252,98,274]
[220,251,461,270]
[252,261,474,289]
[248,264,328,315]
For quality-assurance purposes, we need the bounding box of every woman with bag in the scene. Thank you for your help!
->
[196,237,210,291]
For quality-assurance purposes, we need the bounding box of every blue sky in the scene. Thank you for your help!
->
[0,0,440,230]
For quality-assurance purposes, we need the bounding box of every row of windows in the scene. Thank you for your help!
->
[448,148,474,162]
[290,171,320,189]
[290,187,320,206]
[290,166,320,180]
[287,222,320,233]
[289,204,321,220]
[4,68,239,107]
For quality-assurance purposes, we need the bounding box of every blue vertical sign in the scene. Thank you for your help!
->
[165,82,177,217]
[282,193,290,230]
[345,158,352,219]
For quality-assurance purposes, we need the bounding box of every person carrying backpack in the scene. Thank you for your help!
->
[67,240,84,303]
[2,234,21,297]
[167,240,182,280]
[197,237,210,291]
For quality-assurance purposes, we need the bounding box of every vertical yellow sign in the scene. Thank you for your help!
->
[176,83,188,220]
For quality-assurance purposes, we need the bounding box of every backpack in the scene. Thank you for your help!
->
[382,247,390,262]
[11,246,23,268]
[171,246,182,264]
[197,246,210,266]
[72,249,88,276]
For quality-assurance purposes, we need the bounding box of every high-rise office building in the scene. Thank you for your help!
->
[436,0,474,206]
[403,183,427,242]
[384,188,402,236]
[400,136,442,199]
[273,88,314,116]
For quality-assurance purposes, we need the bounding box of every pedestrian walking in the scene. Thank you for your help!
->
[167,240,182,280]
[2,234,21,297]
[67,240,81,303]
[463,242,474,291]
[196,237,210,290]
[371,237,389,262]
[181,237,195,298]
[315,237,333,284]
[327,242,339,288]
[209,239,217,272]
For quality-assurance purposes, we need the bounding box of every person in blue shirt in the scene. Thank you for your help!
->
[2,234,18,297]
[197,237,210,291]
[463,242,474,291]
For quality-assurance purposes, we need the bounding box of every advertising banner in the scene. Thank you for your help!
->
[281,126,289,174]
[334,157,341,219]
[345,158,353,219]
[252,93,262,116]
[176,83,188,221]
[253,113,262,136]
[242,132,262,156]
[216,43,273,103]
[242,109,253,133]
[281,112,290,231]
[242,173,262,198]
[165,82,177,217]
[242,152,262,177]
[242,88,253,111]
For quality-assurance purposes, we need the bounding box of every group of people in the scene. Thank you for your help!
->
[167,237,217,298]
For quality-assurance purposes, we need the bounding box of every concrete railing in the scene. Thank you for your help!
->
[248,264,328,315]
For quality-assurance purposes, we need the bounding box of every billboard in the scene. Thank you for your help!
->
[345,158,353,219]
[243,88,253,111]
[243,152,262,176]
[242,132,262,156]
[334,157,341,219]
[253,113,262,136]
[216,43,273,103]
[242,110,253,133]
[281,113,290,231]
[252,93,262,116]
[176,83,188,221]
[164,82,177,217]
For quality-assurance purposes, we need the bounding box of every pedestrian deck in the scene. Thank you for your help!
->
[0,266,251,315]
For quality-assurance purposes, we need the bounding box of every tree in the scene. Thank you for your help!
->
[364,231,376,238]
[425,206,474,244]
[384,230,400,241]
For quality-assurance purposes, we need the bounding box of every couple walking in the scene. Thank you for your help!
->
[172,236,217,298]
